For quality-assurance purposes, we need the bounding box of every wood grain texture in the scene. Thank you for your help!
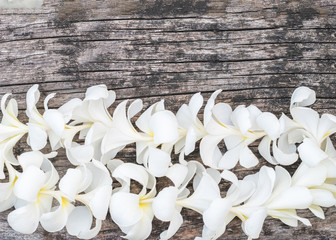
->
[1,0,336,239]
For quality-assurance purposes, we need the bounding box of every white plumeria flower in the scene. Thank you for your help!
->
[152,162,198,239]
[0,93,28,178]
[202,157,336,240]
[260,86,336,167]
[0,151,57,213]
[8,151,74,234]
[0,93,28,141]
[200,100,280,169]
[70,84,115,127]
[200,170,256,240]
[319,137,336,179]
[291,162,336,219]
[25,84,75,151]
[152,161,221,239]
[7,159,60,234]
[59,85,119,165]
[25,85,111,163]
[201,165,317,240]
[110,163,156,240]
[102,100,179,176]
[0,134,23,179]
[59,160,112,239]
[258,120,299,166]
[174,90,222,163]
[67,85,116,162]
[236,166,312,239]
[0,161,19,212]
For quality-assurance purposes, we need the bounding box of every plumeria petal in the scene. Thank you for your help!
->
[18,151,44,170]
[122,213,153,240]
[7,203,40,234]
[13,166,46,202]
[43,109,65,137]
[59,168,84,200]
[149,110,178,144]
[218,144,241,169]
[0,124,26,143]
[66,144,94,166]
[203,198,232,231]
[267,186,312,209]
[206,168,221,185]
[272,139,298,165]
[136,101,163,133]
[153,187,178,221]
[188,92,203,118]
[184,127,198,155]
[242,208,267,239]
[256,112,281,140]
[107,159,124,174]
[26,84,40,116]
[165,164,188,188]
[110,192,142,227]
[40,195,74,232]
[298,138,328,167]
[78,219,102,239]
[310,189,336,207]
[245,166,275,206]
[227,180,256,205]
[79,185,112,220]
[58,98,82,123]
[204,89,222,127]
[85,84,110,101]
[87,98,113,126]
[292,164,327,187]
[291,107,319,138]
[317,114,336,141]
[85,160,112,192]
[247,105,262,129]
[147,147,171,177]
[290,86,316,108]
[309,205,325,219]
[271,166,292,198]
[28,123,47,151]
[66,206,93,236]
[179,173,220,213]
[41,159,60,190]
[0,162,17,212]
[239,146,258,168]
[268,209,311,227]
[159,210,183,240]
[221,170,238,186]
[231,105,251,135]
[258,136,277,164]
[212,103,232,126]
[200,135,223,168]
[0,192,16,213]
[112,163,148,192]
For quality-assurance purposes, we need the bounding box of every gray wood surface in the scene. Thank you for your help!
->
[1,0,336,239]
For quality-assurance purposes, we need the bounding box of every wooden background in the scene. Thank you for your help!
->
[1,0,336,239]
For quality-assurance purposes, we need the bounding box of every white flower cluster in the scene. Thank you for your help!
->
[1,85,336,239]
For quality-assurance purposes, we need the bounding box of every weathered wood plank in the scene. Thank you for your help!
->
[1,0,336,239]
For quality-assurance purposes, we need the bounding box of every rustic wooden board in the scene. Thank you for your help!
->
[1,0,336,239]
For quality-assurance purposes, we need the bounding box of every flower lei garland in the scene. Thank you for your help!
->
[1,85,336,240]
